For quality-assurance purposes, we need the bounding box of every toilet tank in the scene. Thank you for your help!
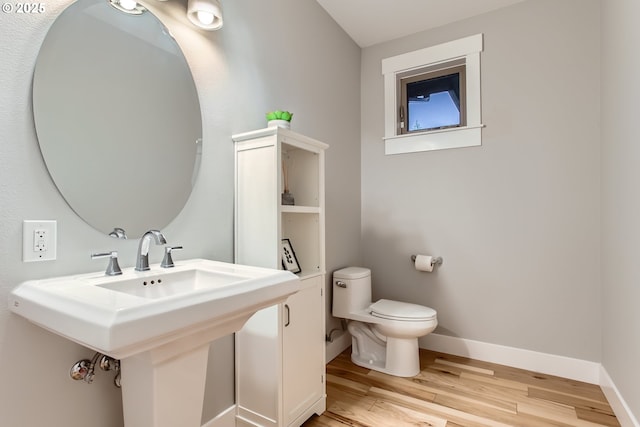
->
[332,267,372,318]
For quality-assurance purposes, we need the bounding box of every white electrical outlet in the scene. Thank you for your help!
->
[23,220,57,262]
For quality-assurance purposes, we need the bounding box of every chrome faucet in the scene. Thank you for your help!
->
[135,230,167,271]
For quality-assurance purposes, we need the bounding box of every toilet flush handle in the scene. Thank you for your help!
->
[336,281,347,288]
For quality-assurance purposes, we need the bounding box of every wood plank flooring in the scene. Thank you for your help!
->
[303,348,620,427]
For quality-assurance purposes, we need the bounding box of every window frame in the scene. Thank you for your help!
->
[399,63,467,134]
[382,34,484,155]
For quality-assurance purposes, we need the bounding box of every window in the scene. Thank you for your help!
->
[382,34,484,155]
[399,63,466,133]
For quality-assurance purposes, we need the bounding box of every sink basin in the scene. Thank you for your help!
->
[97,268,252,299]
[9,258,300,359]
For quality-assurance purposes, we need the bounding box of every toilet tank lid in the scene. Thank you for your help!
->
[333,267,371,279]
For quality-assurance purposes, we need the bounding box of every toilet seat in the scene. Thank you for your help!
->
[369,299,437,322]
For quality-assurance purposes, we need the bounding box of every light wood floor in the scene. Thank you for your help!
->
[303,348,620,427]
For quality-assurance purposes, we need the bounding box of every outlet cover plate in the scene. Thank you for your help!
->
[23,220,57,262]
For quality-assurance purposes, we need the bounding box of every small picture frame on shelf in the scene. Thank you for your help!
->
[281,238,301,274]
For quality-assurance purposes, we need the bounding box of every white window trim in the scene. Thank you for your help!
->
[382,34,484,155]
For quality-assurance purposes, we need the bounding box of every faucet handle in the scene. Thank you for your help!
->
[91,251,123,276]
[161,246,183,268]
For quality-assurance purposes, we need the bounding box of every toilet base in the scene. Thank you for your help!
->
[348,321,421,377]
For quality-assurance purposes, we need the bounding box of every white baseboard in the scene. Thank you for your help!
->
[419,333,600,384]
[600,366,640,427]
[202,405,236,427]
[325,330,351,362]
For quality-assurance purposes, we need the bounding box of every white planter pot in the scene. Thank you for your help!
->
[268,120,291,129]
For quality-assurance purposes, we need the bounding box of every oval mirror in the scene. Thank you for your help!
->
[33,0,202,238]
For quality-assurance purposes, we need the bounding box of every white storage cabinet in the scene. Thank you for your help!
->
[233,127,328,427]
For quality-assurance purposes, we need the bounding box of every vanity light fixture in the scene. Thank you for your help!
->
[187,0,223,30]
[108,0,146,15]
[107,0,223,30]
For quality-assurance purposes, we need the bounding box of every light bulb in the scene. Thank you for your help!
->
[119,0,137,10]
[197,10,215,25]
[187,0,223,30]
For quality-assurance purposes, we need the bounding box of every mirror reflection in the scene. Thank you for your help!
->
[33,0,202,238]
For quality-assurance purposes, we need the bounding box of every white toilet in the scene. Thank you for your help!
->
[332,267,437,377]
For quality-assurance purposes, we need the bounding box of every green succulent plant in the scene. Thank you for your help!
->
[266,110,293,122]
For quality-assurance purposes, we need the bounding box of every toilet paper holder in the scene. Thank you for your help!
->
[410,255,443,267]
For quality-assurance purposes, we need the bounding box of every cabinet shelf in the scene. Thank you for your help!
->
[281,205,321,214]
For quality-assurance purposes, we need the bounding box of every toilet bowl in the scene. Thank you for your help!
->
[332,267,437,377]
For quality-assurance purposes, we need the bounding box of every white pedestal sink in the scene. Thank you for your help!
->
[9,259,299,427]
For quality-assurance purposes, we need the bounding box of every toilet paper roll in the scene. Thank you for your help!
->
[414,255,434,272]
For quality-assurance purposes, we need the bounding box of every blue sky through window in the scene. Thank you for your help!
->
[408,91,460,131]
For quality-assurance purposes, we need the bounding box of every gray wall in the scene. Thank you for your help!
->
[9,0,640,425]
[601,0,640,418]
[0,1,361,425]
[360,0,602,361]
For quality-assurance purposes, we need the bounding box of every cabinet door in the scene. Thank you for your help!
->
[282,277,324,425]
[236,143,279,268]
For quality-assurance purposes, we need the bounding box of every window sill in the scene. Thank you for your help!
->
[383,124,484,155]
